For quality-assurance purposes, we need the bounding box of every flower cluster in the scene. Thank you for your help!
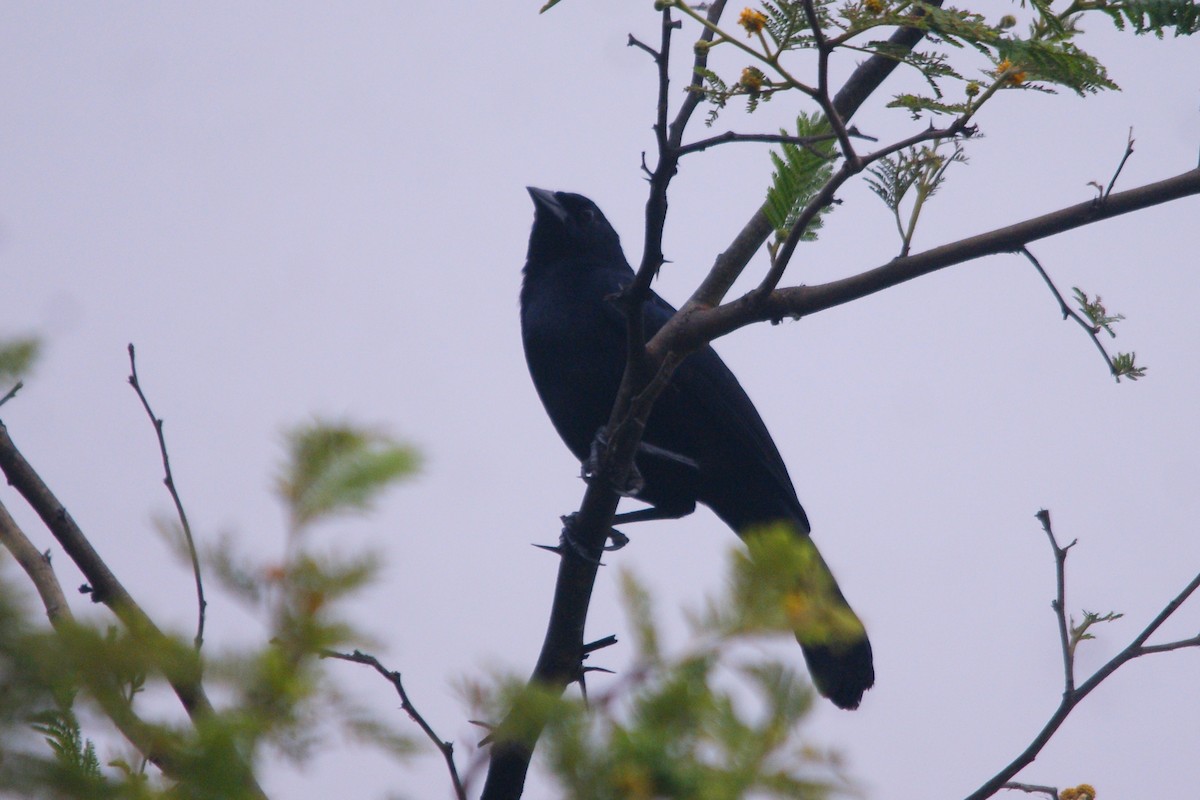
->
[995,58,1027,85]
[738,7,767,35]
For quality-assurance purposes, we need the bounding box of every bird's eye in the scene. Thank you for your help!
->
[578,207,596,224]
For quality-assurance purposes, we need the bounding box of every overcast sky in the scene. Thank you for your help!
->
[2,4,1198,799]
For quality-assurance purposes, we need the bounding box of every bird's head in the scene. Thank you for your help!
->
[525,187,627,268]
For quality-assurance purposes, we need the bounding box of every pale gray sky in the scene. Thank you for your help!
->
[2,4,1198,799]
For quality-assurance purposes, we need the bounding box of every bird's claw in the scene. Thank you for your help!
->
[583,427,644,497]
[552,513,630,564]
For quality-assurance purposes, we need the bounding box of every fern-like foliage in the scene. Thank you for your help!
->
[995,38,1119,95]
[867,140,967,254]
[764,112,836,241]
[761,0,816,49]
[29,694,103,781]
[1096,0,1200,37]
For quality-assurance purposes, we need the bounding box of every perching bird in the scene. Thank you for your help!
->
[520,187,873,709]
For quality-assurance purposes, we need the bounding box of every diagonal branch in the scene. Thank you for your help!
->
[325,649,466,800]
[667,166,1200,352]
[0,496,193,781]
[0,420,269,799]
[1022,248,1123,381]
[689,0,947,309]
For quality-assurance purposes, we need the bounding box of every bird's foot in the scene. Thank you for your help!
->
[545,513,629,565]
[583,427,645,497]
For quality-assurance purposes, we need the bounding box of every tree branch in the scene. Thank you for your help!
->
[964,514,1200,800]
[127,344,207,650]
[1022,248,1127,381]
[0,498,71,625]
[669,166,1200,352]
[689,0,946,309]
[325,649,466,800]
[0,496,195,782]
[0,419,269,799]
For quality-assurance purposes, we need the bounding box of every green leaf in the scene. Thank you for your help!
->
[764,112,835,242]
[995,38,1119,95]
[278,421,419,528]
[1099,0,1200,37]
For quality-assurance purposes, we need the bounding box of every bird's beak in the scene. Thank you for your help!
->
[527,186,569,224]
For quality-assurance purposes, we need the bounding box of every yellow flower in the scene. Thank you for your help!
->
[738,7,767,35]
[1060,786,1096,800]
[994,59,1026,85]
[864,0,884,13]
[965,81,981,97]
[739,66,766,93]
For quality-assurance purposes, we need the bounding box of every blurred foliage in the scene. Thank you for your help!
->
[471,528,851,800]
[0,337,40,381]
[0,420,418,798]
[278,421,420,528]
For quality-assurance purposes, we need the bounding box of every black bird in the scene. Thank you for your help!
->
[520,187,874,709]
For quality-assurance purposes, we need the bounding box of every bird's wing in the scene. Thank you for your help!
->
[596,277,808,529]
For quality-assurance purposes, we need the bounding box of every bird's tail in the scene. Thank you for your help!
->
[742,523,874,710]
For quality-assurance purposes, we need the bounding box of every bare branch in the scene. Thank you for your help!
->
[666,166,1200,353]
[0,497,71,626]
[964,515,1200,800]
[326,649,466,800]
[1002,782,1060,799]
[0,380,22,408]
[1035,510,1076,692]
[127,344,207,650]
[669,0,727,145]
[677,130,845,157]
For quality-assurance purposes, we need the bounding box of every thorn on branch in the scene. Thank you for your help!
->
[583,634,618,654]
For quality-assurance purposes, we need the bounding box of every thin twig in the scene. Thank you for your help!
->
[964,515,1200,800]
[677,130,854,157]
[1001,782,1059,799]
[0,380,22,408]
[1035,509,1076,693]
[1021,247,1120,381]
[669,0,727,146]
[325,649,466,800]
[127,344,206,650]
[802,0,858,166]
[1104,128,1135,199]
[626,33,659,59]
